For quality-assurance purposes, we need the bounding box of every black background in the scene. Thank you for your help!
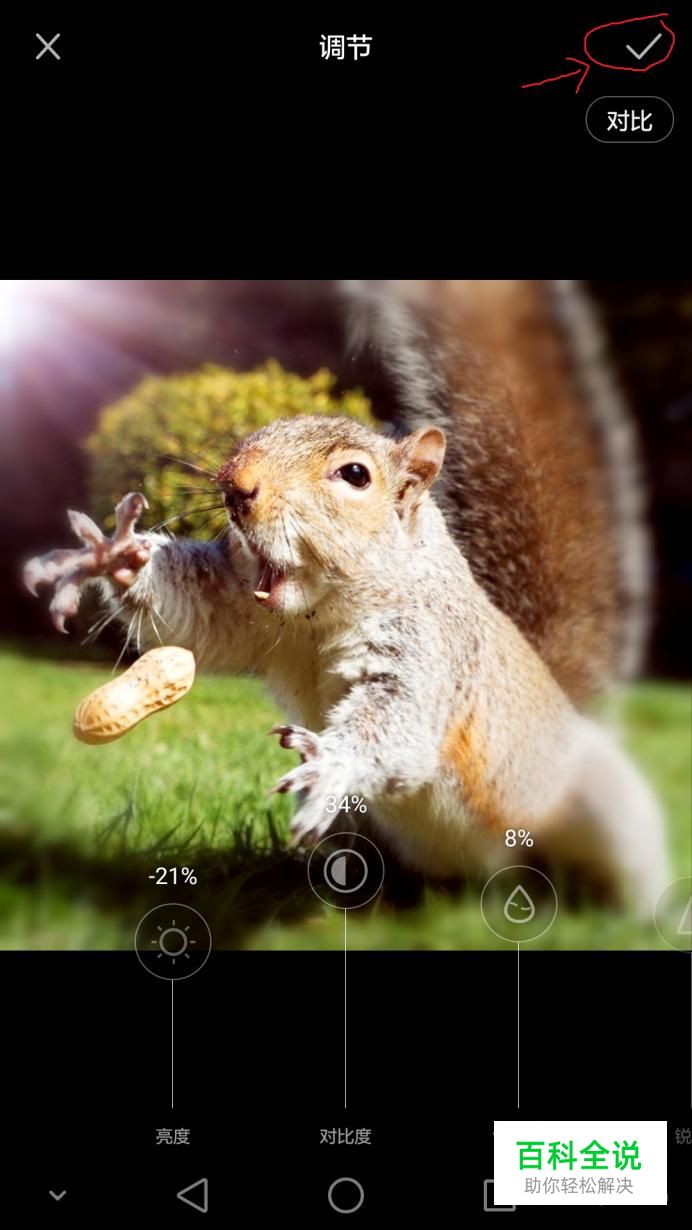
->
[1,5,691,1226]
[2,952,690,1223]
[1,7,687,274]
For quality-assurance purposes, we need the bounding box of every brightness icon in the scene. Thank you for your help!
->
[150,918,198,964]
[135,902,212,980]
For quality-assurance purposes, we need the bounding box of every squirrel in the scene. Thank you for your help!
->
[23,280,669,914]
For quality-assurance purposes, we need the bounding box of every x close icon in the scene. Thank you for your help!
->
[35,33,61,61]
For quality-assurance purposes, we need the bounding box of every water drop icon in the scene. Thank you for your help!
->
[503,884,536,924]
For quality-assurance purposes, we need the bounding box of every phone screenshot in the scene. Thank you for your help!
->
[1,7,689,1224]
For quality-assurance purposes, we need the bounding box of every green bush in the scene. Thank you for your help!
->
[85,361,375,537]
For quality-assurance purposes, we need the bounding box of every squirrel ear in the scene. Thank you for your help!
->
[395,427,446,510]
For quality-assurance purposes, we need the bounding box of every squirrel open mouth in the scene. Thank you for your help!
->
[253,557,287,606]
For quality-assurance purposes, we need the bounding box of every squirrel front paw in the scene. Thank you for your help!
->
[23,493,152,633]
[270,725,356,846]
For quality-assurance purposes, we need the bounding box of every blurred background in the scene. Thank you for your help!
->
[2,279,691,674]
[0,279,688,674]
[0,279,690,951]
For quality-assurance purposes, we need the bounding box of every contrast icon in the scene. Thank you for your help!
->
[307,832,385,910]
[324,849,369,894]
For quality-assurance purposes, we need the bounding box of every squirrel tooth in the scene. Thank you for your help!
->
[254,590,271,600]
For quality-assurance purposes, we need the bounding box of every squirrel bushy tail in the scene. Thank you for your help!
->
[341,280,650,706]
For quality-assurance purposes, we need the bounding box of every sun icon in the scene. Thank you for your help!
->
[135,903,212,980]
[150,917,198,964]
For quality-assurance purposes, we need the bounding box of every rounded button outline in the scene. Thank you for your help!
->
[134,902,212,980]
[307,832,385,910]
[480,865,558,944]
[327,1177,365,1214]
[585,96,674,144]
[324,849,369,894]
[653,876,692,952]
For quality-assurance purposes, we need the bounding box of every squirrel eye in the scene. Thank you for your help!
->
[335,463,371,488]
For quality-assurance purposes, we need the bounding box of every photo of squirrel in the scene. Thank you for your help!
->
[23,281,670,915]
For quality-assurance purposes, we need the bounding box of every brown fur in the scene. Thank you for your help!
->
[413,281,622,705]
[439,714,500,829]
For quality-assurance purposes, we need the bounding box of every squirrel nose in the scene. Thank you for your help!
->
[223,481,259,520]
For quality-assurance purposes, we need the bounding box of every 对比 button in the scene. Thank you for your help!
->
[586,97,674,142]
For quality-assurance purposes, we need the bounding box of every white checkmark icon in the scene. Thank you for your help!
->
[626,31,663,60]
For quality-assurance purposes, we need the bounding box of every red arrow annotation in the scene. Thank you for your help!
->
[522,12,675,95]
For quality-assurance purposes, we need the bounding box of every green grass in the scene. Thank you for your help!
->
[0,646,689,950]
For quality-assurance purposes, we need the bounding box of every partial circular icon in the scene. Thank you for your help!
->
[327,1177,365,1214]
[324,849,369,894]
[480,865,558,944]
[653,876,692,952]
[308,832,385,910]
[134,903,212,979]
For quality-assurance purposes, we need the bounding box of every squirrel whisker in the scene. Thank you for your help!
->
[112,609,138,674]
[148,607,164,645]
[81,595,130,647]
[149,503,225,533]
[156,454,218,479]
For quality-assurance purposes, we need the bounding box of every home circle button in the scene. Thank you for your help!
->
[328,1177,365,1214]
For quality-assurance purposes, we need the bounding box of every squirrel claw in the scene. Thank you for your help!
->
[114,492,149,542]
[270,724,322,759]
[23,560,41,597]
[68,509,104,547]
[23,550,81,597]
[290,806,336,847]
[273,732,359,848]
[273,762,321,796]
[23,495,152,633]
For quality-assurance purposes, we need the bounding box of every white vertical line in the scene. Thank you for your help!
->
[516,939,523,1116]
[344,909,348,1111]
[171,978,175,1111]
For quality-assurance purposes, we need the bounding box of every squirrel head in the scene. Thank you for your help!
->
[217,415,446,614]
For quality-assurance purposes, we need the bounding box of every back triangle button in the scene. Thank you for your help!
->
[177,1178,208,1213]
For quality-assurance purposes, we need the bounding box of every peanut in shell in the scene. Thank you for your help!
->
[73,646,196,744]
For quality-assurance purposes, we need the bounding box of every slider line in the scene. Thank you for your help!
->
[171,979,175,1110]
[344,909,348,1110]
[516,944,523,1111]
